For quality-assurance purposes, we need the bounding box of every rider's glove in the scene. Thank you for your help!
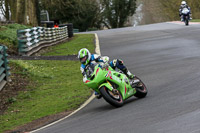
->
[102,56,109,63]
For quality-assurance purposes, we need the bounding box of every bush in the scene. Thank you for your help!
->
[0,23,31,55]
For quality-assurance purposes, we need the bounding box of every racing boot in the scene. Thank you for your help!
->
[189,14,192,20]
[181,15,184,22]
[122,68,140,87]
[122,67,134,79]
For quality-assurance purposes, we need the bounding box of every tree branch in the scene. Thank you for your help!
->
[1,5,6,18]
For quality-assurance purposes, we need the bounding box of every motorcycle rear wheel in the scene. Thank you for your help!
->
[133,76,148,98]
[100,86,124,107]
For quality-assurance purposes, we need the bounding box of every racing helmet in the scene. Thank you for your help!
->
[78,48,91,65]
[181,1,186,6]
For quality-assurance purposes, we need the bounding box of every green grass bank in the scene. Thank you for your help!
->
[0,24,31,54]
[41,34,95,56]
[190,19,200,22]
[0,33,95,133]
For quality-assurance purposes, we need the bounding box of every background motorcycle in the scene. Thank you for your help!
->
[181,8,190,26]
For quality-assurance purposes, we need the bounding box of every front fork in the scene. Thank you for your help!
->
[99,80,120,95]
[99,80,114,92]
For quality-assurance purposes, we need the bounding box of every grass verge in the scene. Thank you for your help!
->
[0,60,92,132]
[40,34,95,56]
[190,19,200,22]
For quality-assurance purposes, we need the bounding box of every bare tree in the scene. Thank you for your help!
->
[0,0,9,20]
[0,0,39,26]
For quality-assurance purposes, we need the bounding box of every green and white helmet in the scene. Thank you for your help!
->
[78,48,91,65]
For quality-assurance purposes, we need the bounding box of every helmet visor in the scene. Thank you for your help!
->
[80,56,87,64]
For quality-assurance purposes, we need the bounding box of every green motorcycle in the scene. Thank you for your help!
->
[84,63,148,107]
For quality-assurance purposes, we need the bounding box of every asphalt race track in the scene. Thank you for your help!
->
[35,22,200,133]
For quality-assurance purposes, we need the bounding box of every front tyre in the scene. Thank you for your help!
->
[185,16,189,26]
[100,86,123,107]
[134,76,148,98]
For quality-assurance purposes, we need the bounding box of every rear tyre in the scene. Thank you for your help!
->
[100,86,123,107]
[133,76,148,98]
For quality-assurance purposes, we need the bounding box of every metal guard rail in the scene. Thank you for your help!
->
[17,26,68,56]
[0,45,10,91]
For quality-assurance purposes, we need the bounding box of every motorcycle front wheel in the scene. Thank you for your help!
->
[100,86,124,107]
[185,16,189,26]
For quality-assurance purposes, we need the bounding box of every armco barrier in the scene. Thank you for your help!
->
[59,23,73,38]
[73,29,79,33]
[0,45,10,91]
[17,26,68,56]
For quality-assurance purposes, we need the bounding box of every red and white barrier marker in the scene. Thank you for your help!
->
[167,21,200,25]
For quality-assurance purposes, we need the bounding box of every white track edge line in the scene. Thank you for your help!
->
[95,33,101,56]
[29,33,100,133]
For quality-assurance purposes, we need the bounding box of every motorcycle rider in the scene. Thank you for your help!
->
[78,48,138,98]
[179,1,192,21]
